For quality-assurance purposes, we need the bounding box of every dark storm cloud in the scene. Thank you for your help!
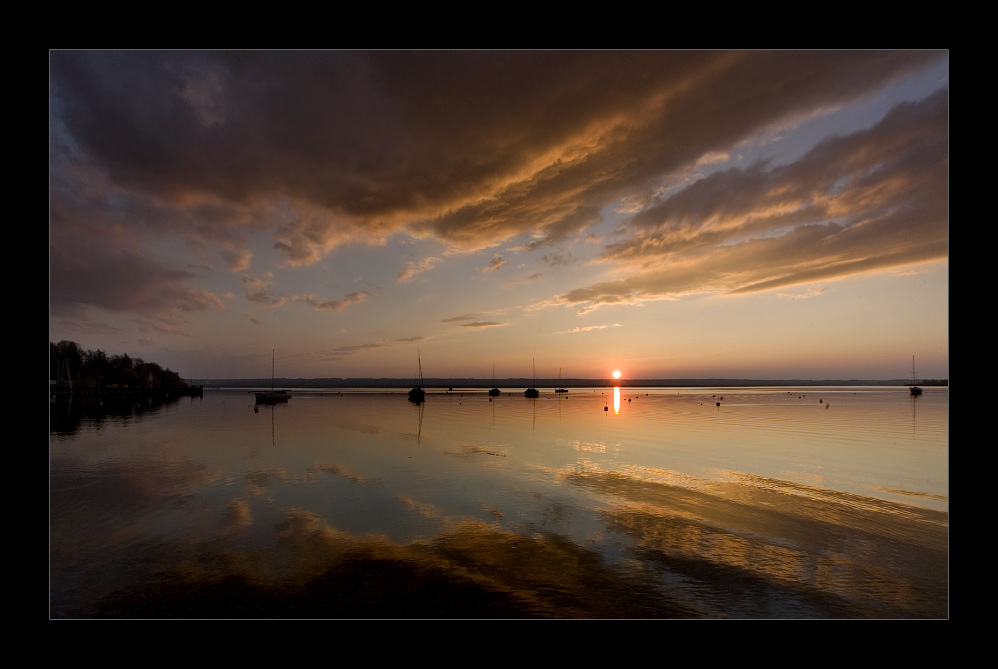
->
[50,50,946,320]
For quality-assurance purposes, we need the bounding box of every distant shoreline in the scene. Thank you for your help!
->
[190,377,948,389]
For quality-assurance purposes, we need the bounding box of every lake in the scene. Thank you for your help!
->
[49,385,948,619]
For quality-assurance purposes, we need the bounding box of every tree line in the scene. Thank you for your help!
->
[50,340,188,392]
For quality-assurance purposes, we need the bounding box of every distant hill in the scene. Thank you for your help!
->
[192,377,947,389]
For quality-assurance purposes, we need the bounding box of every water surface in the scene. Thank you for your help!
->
[50,386,947,618]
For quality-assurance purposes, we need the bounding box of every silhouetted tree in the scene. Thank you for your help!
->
[80,349,112,391]
[158,368,185,389]
[135,360,162,387]
[51,341,192,392]
[110,353,140,387]
[50,340,84,382]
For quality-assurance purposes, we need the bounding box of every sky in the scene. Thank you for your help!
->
[49,50,949,381]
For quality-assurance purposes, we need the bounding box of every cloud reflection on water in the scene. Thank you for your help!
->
[50,389,947,619]
[561,466,946,618]
[52,455,946,618]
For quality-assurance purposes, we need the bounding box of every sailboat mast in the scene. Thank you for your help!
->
[271,349,275,391]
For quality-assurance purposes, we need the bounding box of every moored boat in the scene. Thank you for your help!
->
[489,364,500,397]
[524,358,539,398]
[909,355,923,396]
[256,350,290,403]
[408,351,425,403]
[256,389,290,403]
[555,367,567,393]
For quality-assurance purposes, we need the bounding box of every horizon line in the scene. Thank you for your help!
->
[188,376,948,387]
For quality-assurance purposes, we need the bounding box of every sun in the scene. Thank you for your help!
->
[612,370,621,379]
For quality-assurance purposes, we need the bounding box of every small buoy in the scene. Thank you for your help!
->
[604,405,608,411]
[716,401,721,406]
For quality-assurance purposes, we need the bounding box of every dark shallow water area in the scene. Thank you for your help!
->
[50,386,947,618]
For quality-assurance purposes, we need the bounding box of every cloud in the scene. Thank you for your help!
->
[240,272,376,312]
[297,290,375,311]
[223,248,252,273]
[563,324,622,333]
[51,51,945,256]
[441,314,478,323]
[778,288,825,300]
[478,254,505,272]
[396,256,442,283]
[541,251,575,266]
[320,343,389,360]
[443,312,508,328]
[548,88,948,313]
[245,289,287,307]
[50,51,947,327]
[460,321,507,329]
[48,208,226,319]
[504,271,544,286]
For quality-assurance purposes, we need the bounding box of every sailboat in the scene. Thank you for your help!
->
[555,367,568,393]
[524,359,539,398]
[909,355,923,396]
[256,350,290,403]
[408,351,425,403]
[489,364,500,397]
